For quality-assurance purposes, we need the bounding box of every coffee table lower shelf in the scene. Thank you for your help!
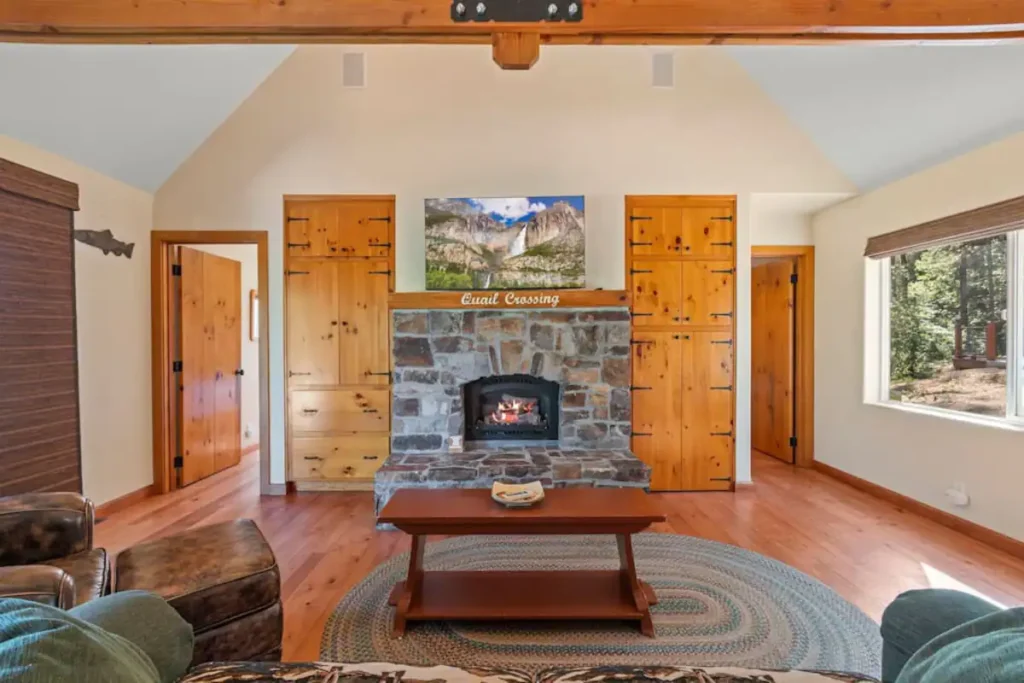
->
[388,570,657,634]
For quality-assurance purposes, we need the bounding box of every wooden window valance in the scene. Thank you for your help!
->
[864,194,1024,259]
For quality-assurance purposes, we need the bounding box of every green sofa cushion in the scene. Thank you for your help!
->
[896,606,1024,683]
[0,597,161,683]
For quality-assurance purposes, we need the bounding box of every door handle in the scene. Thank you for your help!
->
[234,368,244,376]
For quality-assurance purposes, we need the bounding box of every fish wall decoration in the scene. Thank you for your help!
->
[73,229,135,259]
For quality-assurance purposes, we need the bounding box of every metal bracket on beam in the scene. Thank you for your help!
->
[452,0,582,22]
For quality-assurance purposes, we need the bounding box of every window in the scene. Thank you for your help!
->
[880,230,1023,421]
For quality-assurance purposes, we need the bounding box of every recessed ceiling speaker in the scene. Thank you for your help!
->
[652,53,674,88]
[342,52,366,88]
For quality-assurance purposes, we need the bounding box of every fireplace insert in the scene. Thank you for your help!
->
[463,374,560,442]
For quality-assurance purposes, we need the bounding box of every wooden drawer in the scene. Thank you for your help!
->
[291,435,389,480]
[289,389,389,433]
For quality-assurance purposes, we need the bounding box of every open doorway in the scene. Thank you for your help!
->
[751,245,815,467]
[151,231,271,495]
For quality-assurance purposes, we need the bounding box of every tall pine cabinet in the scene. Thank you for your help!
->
[626,196,736,491]
[284,197,394,490]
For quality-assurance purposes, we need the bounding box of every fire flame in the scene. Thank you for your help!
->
[489,397,536,425]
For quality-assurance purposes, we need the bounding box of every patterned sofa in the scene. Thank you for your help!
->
[179,661,879,682]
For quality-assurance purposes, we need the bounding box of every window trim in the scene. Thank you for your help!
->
[876,231,1024,426]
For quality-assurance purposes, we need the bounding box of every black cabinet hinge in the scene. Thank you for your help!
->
[710,241,734,247]
[710,339,733,345]
[173,456,183,469]
[710,385,733,391]
[286,216,309,222]
[368,270,392,275]
[710,216,734,222]
[710,312,733,318]
[285,270,310,276]
[630,385,653,391]
[790,436,798,448]
[366,371,392,376]
[632,432,653,437]
[367,216,392,223]
[710,477,733,482]
[711,268,735,274]
[629,240,653,247]
[790,273,798,284]
[287,241,311,248]
[171,264,182,276]
[711,431,733,437]
[172,360,182,372]
[629,339,655,345]
[629,268,653,274]
[371,242,393,248]
[629,215,653,222]
[630,312,652,318]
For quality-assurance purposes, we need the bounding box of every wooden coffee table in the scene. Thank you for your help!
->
[378,488,666,637]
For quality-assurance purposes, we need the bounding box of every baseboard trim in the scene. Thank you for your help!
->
[95,484,156,519]
[241,444,259,456]
[813,461,1024,562]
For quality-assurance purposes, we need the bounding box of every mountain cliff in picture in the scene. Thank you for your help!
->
[425,196,585,290]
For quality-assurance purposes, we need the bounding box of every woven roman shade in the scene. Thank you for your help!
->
[864,194,1024,259]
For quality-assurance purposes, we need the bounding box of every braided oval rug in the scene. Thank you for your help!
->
[321,533,881,679]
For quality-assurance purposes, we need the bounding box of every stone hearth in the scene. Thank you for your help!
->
[374,446,649,516]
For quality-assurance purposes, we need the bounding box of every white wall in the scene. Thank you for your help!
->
[0,135,153,506]
[813,130,1024,542]
[750,192,854,246]
[155,44,854,485]
[192,244,260,450]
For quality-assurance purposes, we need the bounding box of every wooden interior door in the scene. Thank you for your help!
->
[631,331,683,491]
[630,260,683,326]
[752,259,796,463]
[681,331,735,490]
[286,261,340,387]
[337,259,391,385]
[177,247,243,486]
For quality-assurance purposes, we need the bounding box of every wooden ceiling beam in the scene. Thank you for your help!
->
[2,0,1024,43]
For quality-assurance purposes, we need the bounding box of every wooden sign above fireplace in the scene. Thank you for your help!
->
[388,289,629,310]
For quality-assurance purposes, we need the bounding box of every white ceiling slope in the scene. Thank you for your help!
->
[728,45,1024,190]
[0,44,294,192]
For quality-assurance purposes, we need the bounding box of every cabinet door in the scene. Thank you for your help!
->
[631,331,683,491]
[286,202,339,257]
[337,259,391,386]
[290,389,390,433]
[680,331,734,490]
[628,205,685,257]
[335,201,393,258]
[681,206,735,259]
[682,261,734,326]
[630,260,683,326]
[286,261,339,387]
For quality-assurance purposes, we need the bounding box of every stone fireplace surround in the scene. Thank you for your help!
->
[373,306,651,516]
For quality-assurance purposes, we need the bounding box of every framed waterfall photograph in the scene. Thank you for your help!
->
[424,195,586,290]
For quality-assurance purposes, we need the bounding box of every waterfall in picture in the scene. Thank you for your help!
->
[507,226,528,258]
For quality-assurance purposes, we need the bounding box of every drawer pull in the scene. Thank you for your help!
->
[303,456,323,461]
[301,408,319,415]
[363,455,380,460]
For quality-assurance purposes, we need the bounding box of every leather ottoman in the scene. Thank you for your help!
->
[114,519,282,665]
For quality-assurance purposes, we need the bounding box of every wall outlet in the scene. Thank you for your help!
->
[244,423,254,439]
[945,482,970,508]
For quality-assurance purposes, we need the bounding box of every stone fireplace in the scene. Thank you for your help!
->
[373,306,649,517]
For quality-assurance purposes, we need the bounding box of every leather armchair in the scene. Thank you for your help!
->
[0,492,110,606]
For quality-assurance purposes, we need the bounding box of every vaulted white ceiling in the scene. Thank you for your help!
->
[727,44,1024,190]
[2,44,1024,193]
[0,44,294,192]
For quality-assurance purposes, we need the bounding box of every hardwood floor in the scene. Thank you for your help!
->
[95,451,1024,662]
